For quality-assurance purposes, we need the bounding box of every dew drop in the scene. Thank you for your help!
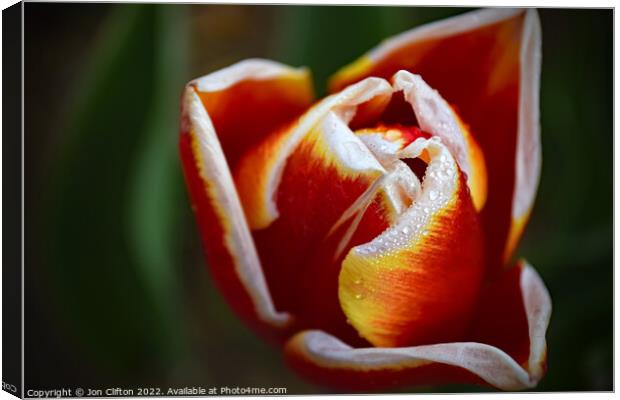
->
[343,141,363,160]
[429,190,438,201]
[355,293,363,300]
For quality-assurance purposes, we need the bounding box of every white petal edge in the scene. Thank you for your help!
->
[521,259,552,382]
[365,8,524,63]
[513,9,542,220]
[183,87,290,327]
[289,262,551,390]
[190,58,310,92]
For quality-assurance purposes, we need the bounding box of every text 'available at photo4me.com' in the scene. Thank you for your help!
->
[23,386,288,398]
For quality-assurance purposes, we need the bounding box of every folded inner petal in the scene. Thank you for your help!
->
[392,71,487,211]
[339,138,484,348]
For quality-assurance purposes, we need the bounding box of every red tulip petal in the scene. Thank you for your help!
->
[284,261,551,391]
[329,9,542,274]
[190,59,314,170]
[339,137,484,348]
[179,60,314,340]
[234,78,396,323]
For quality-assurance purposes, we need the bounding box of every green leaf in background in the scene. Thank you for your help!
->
[519,9,613,391]
[44,4,190,379]
[126,4,189,364]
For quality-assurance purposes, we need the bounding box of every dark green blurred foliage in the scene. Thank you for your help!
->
[25,5,611,393]
[520,9,613,391]
[28,3,191,385]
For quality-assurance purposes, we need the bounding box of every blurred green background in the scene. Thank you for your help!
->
[24,5,612,393]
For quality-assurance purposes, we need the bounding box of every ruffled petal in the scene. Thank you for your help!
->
[179,59,314,340]
[284,261,551,391]
[329,8,542,274]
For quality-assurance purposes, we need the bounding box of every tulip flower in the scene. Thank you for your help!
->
[179,7,551,391]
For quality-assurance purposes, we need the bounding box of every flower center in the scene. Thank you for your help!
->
[353,123,438,216]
